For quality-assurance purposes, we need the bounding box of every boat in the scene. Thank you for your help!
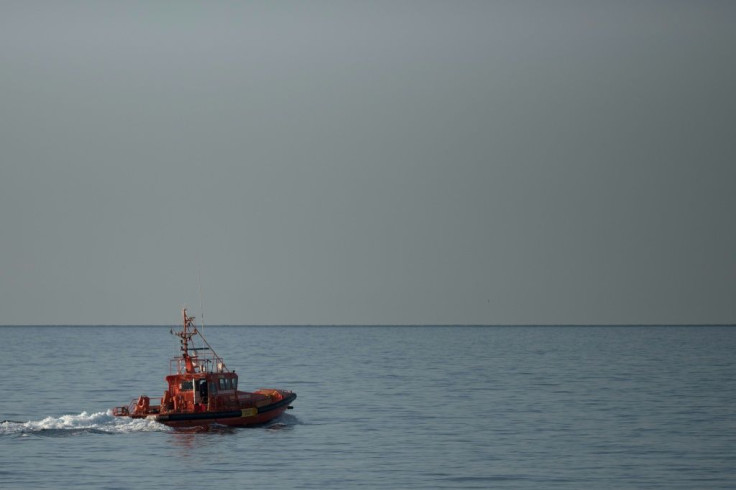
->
[113,308,296,428]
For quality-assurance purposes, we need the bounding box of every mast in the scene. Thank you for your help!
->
[171,307,228,375]
[173,308,197,373]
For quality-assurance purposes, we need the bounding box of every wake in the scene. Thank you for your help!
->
[0,410,171,437]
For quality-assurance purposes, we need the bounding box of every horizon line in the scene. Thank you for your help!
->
[0,323,734,327]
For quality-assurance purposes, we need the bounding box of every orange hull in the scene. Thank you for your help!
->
[142,390,296,428]
[115,389,296,428]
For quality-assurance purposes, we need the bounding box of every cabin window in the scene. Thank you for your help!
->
[217,377,236,390]
[209,382,217,395]
[180,381,193,390]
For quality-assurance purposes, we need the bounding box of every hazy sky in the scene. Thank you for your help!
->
[1,1,735,325]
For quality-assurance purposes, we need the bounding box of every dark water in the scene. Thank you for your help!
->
[1,325,734,488]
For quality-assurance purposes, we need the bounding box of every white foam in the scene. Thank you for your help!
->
[1,409,170,435]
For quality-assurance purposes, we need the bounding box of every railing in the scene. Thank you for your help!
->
[169,350,227,375]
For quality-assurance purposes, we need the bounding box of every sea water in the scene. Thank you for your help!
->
[1,325,734,489]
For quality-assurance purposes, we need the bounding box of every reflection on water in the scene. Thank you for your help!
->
[167,413,300,454]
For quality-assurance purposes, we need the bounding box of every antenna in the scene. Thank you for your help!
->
[198,267,205,333]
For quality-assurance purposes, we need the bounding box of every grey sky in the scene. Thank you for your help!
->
[1,1,734,325]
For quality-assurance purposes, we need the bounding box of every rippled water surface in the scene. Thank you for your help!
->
[1,325,735,488]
